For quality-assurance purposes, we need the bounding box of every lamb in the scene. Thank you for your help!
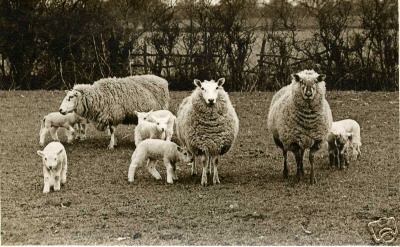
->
[58,75,170,149]
[267,69,333,184]
[134,111,165,146]
[39,112,88,146]
[176,78,239,186]
[142,110,176,141]
[37,142,68,193]
[128,139,193,184]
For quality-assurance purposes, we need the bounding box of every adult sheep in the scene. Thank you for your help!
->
[176,78,239,186]
[267,69,333,184]
[59,75,169,149]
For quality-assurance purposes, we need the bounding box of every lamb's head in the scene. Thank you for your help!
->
[176,145,193,163]
[37,149,62,171]
[135,110,153,124]
[194,78,225,106]
[59,90,81,115]
[148,115,169,133]
[292,70,326,101]
[341,133,357,162]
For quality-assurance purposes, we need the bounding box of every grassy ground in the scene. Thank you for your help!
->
[1,90,399,245]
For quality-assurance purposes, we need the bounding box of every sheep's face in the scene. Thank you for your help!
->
[37,150,62,171]
[59,90,80,115]
[194,78,225,106]
[176,146,193,163]
[292,70,325,100]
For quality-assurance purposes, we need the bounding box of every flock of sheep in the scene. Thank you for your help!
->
[36,70,361,193]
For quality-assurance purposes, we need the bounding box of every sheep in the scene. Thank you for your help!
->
[176,78,239,186]
[134,111,165,146]
[142,110,176,141]
[267,69,333,184]
[39,112,88,146]
[128,139,193,184]
[37,142,68,193]
[58,75,170,149]
[331,119,362,158]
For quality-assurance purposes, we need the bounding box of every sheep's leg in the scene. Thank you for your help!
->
[43,167,50,193]
[283,150,289,179]
[147,160,162,180]
[128,158,142,183]
[39,127,49,146]
[50,127,59,141]
[108,125,117,149]
[164,160,174,184]
[329,150,335,167]
[212,156,220,184]
[106,126,111,136]
[294,149,305,182]
[81,123,87,140]
[171,162,178,180]
[54,175,61,191]
[61,157,67,184]
[200,154,208,186]
[190,157,197,176]
[208,156,212,175]
[309,141,321,185]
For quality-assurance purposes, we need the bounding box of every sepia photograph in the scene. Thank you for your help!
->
[0,0,398,245]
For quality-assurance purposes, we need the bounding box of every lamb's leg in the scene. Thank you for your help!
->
[212,156,220,184]
[66,126,75,143]
[171,162,178,180]
[54,175,61,191]
[309,141,322,184]
[208,156,212,175]
[190,156,197,176]
[147,160,162,180]
[50,127,59,141]
[164,160,174,184]
[128,158,141,183]
[329,149,335,167]
[61,156,67,184]
[106,126,111,136]
[39,127,49,146]
[108,125,117,149]
[294,148,305,182]
[283,149,289,179]
[81,123,87,140]
[43,167,50,193]
[334,148,340,168]
[200,154,208,186]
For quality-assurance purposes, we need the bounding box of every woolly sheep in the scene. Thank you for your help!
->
[39,112,88,146]
[267,69,333,184]
[134,111,165,146]
[176,78,239,186]
[128,139,193,184]
[58,75,170,149]
[142,110,176,141]
[37,142,68,193]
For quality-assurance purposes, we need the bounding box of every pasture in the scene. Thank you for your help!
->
[1,90,399,245]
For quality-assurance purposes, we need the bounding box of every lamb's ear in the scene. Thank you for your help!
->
[317,74,326,82]
[347,133,353,142]
[57,149,63,155]
[134,111,139,116]
[64,90,69,94]
[217,78,225,87]
[37,151,44,157]
[291,73,301,82]
[176,146,182,152]
[193,79,202,88]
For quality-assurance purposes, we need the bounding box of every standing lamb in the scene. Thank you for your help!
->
[128,139,193,184]
[58,75,170,149]
[39,112,88,146]
[330,119,361,158]
[267,69,333,184]
[176,78,239,186]
[37,142,68,193]
[134,111,166,146]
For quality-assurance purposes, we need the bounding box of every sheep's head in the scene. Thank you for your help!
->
[292,70,326,101]
[59,90,80,115]
[194,78,225,106]
[176,145,193,163]
[37,149,62,171]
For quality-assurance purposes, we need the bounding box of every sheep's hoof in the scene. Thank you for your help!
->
[310,176,317,185]
[108,144,115,150]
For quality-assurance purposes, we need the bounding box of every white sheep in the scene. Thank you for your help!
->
[37,142,68,193]
[176,78,239,186]
[331,119,361,158]
[128,139,193,184]
[58,75,170,149]
[39,112,88,146]
[141,110,176,141]
[134,111,165,146]
[267,69,333,184]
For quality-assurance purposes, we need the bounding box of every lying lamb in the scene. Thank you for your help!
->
[37,142,68,193]
[39,112,88,146]
[128,139,193,184]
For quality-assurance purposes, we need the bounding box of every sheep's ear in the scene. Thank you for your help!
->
[291,73,301,82]
[193,79,202,88]
[37,151,44,157]
[176,146,182,152]
[64,90,69,94]
[317,74,326,82]
[217,78,225,87]
[134,111,139,116]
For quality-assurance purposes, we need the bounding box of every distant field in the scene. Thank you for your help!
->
[1,90,399,245]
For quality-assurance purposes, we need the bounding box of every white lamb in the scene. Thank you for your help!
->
[39,112,88,146]
[37,142,68,193]
[142,110,176,141]
[128,139,193,184]
[134,111,166,146]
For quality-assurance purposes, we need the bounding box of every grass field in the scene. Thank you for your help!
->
[1,90,399,245]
